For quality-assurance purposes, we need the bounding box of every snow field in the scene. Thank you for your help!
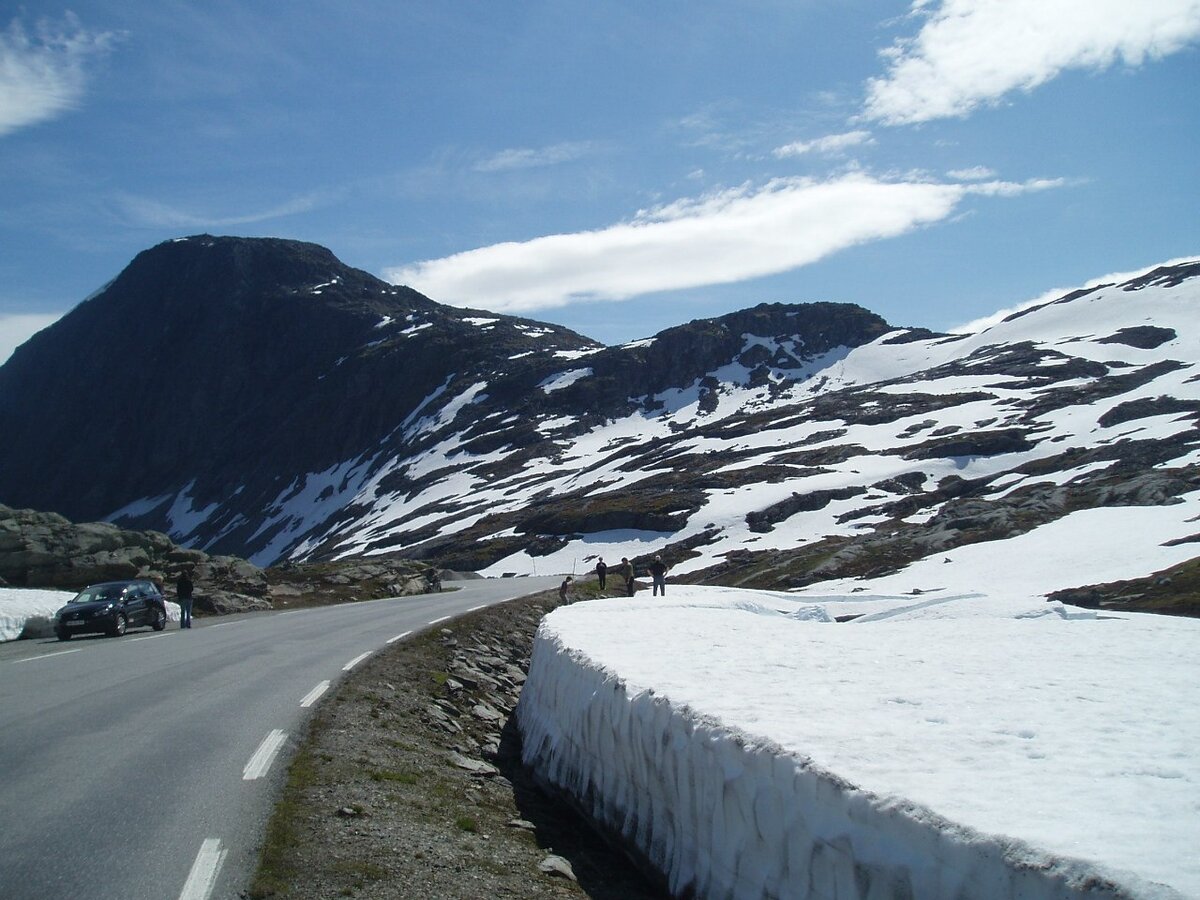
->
[516,589,1198,899]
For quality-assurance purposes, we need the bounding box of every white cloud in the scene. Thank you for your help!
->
[0,13,118,137]
[773,130,875,158]
[947,166,997,181]
[0,312,62,365]
[474,141,598,172]
[385,174,1062,311]
[865,0,1200,125]
[112,191,325,228]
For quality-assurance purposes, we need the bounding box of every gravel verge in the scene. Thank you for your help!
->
[248,587,669,899]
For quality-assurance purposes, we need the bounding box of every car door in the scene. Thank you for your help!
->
[123,584,148,627]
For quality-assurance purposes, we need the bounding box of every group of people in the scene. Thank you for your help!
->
[593,555,669,596]
[559,554,670,604]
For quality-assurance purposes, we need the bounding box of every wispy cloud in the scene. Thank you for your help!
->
[385,174,1063,311]
[773,130,875,158]
[865,0,1200,125]
[474,141,599,172]
[112,191,328,229]
[947,166,997,181]
[0,13,119,137]
[0,312,63,365]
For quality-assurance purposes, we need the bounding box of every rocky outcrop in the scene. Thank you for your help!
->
[0,503,269,613]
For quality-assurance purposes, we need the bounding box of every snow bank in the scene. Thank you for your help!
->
[517,588,1197,899]
[0,588,74,641]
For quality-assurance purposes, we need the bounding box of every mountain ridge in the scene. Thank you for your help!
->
[2,236,1198,611]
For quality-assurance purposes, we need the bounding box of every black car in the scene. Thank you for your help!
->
[54,579,168,640]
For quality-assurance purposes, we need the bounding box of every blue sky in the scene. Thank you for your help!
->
[1,1,1198,362]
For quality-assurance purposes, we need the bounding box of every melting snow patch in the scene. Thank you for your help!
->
[539,368,592,393]
[553,348,603,359]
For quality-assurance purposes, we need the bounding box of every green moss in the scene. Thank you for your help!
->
[454,815,479,833]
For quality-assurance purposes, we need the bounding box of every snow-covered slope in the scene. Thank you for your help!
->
[518,587,1198,899]
[267,257,1200,614]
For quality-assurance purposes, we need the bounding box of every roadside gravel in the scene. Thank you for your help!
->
[249,587,668,899]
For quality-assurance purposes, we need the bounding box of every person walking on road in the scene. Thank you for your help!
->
[650,555,668,596]
[176,568,195,629]
[595,558,607,590]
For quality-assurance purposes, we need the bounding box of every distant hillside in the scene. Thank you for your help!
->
[1,236,1197,613]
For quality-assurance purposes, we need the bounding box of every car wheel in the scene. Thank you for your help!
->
[151,607,166,631]
[110,613,127,637]
[56,629,71,642]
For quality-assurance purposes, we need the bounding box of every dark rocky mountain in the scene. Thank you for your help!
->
[0,235,892,565]
[2,236,1198,614]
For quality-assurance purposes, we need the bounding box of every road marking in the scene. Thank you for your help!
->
[128,633,174,643]
[179,837,226,900]
[299,681,330,707]
[11,648,82,663]
[386,630,412,644]
[243,729,288,780]
[275,611,298,617]
[343,651,372,671]
[428,615,451,625]
[467,605,485,612]
[208,621,236,628]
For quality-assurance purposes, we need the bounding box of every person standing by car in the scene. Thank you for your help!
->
[176,568,194,629]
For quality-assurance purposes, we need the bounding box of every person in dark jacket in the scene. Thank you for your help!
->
[649,556,668,596]
[559,576,573,603]
[595,558,607,590]
[176,569,195,629]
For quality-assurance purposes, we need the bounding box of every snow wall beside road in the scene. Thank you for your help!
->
[516,622,1145,900]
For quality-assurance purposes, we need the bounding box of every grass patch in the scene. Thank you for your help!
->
[369,768,419,785]
[248,744,321,898]
[329,859,388,880]
[454,815,479,833]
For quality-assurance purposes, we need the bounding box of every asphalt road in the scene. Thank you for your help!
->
[0,576,561,900]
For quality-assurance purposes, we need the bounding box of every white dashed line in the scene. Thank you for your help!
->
[243,729,287,780]
[428,615,451,625]
[207,621,236,629]
[343,651,372,671]
[467,605,485,612]
[128,633,173,643]
[11,648,82,664]
[178,837,226,900]
[386,630,412,644]
[299,681,330,708]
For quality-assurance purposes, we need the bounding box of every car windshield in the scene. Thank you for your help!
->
[70,586,125,604]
